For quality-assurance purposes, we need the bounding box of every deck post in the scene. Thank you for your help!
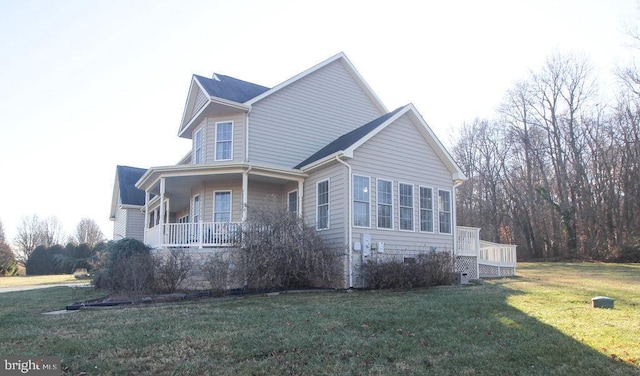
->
[242,170,248,222]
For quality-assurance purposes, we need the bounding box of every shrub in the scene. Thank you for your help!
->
[92,238,155,294]
[26,245,65,275]
[154,249,194,293]
[362,251,454,289]
[241,204,342,290]
[202,253,233,296]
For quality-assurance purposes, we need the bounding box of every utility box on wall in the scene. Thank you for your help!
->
[361,234,372,257]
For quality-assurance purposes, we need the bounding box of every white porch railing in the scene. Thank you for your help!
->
[145,222,242,248]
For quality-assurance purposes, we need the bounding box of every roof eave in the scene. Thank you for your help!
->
[177,97,251,138]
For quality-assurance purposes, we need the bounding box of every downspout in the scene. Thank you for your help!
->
[335,155,353,288]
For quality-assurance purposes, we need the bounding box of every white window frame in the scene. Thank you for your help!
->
[215,121,233,161]
[194,128,203,164]
[287,190,298,215]
[419,186,435,233]
[399,182,414,231]
[213,190,232,222]
[192,195,201,223]
[316,179,330,230]
[352,175,371,228]
[438,189,452,234]
[376,178,393,230]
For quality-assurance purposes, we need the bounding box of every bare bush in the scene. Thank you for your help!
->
[362,251,454,289]
[202,253,233,296]
[154,249,194,293]
[241,204,342,290]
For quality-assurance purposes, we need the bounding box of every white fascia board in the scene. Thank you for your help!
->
[338,53,388,114]
[298,151,347,172]
[177,97,251,139]
[109,172,120,219]
[245,52,387,113]
[177,76,200,136]
[405,103,467,181]
[343,105,410,155]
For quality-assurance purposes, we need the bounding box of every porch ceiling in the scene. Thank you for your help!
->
[141,163,307,213]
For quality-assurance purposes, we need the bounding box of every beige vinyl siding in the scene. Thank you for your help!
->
[113,205,127,240]
[125,208,145,241]
[113,204,144,242]
[303,162,347,249]
[193,88,208,117]
[202,181,242,222]
[246,181,285,213]
[248,59,383,167]
[348,113,456,253]
[204,114,246,163]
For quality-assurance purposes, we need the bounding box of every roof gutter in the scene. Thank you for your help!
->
[335,155,353,288]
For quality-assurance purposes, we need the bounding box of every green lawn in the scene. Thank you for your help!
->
[0,263,638,375]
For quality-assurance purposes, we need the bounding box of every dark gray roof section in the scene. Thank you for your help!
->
[294,106,406,169]
[116,165,147,206]
[194,74,270,103]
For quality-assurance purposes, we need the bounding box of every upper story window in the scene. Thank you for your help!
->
[215,121,233,161]
[317,180,329,230]
[439,190,452,234]
[377,179,393,229]
[399,183,414,231]
[420,186,434,233]
[194,128,203,164]
[353,175,370,227]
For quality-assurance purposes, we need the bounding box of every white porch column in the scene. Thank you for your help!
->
[159,178,166,247]
[297,179,304,218]
[144,190,150,229]
[242,170,249,222]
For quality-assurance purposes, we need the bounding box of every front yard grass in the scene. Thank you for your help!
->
[0,262,638,375]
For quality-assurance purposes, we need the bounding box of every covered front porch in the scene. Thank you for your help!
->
[136,163,307,249]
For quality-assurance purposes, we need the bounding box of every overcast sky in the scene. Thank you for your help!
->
[0,0,638,243]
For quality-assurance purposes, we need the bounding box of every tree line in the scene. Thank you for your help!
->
[452,52,640,261]
[0,216,105,276]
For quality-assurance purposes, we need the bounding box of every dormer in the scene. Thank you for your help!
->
[177,74,269,139]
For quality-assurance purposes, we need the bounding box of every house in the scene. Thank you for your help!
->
[110,52,516,288]
[110,165,147,242]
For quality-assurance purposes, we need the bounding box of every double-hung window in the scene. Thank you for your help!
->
[399,183,414,231]
[215,121,233,161]
[439,190,452,234]
[317,180,329,230]
[288,190,298,215]
[353,175,370,227]
[377,179,393,229]
[214,191,232,222]
[194,128,203,164]
[420,187,434,232]
[192,195,201,223]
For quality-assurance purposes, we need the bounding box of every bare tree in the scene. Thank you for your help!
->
[74,218,105,247]
[40,216,66,248]
[13,215,44,263]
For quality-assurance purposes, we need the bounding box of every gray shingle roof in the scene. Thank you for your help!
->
[294,106,405,169]
[194,74,270,103]
[116,165,147,206]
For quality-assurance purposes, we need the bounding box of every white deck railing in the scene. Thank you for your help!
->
[479,240,517,276]
[145,222,242,248]
[456,226,480,256]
